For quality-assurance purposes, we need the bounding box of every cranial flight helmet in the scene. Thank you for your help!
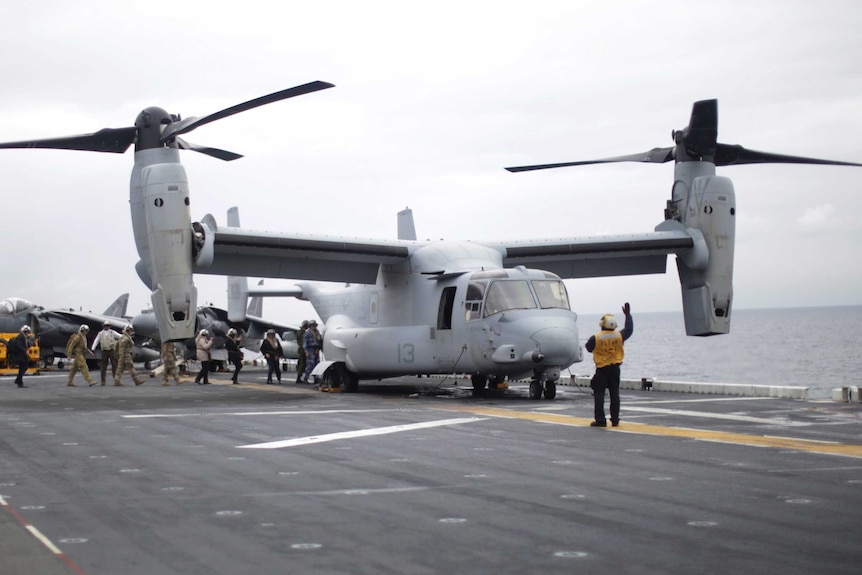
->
[227,328,237,337]
[599,314,618,330]
[79,324,90,333]
[123,324,134,333]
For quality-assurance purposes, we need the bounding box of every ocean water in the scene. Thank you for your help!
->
[571,306,862,400]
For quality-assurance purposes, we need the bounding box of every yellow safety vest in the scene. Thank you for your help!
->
[593,330,624,368]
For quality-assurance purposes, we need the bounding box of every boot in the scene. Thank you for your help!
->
[135,379,145,386]
[114,381,125,386]
[67,382,77,387]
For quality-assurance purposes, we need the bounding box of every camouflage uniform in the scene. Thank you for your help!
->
[302,325,321,383]
[115,333,144,386]
[161,342,183,386]
[295,322,307,383]
[66,332,95,386]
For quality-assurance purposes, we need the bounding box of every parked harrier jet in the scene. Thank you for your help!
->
[0,294,159,367]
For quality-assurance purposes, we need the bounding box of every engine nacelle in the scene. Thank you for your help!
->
[670,167,736,336]
[140,161,197,342]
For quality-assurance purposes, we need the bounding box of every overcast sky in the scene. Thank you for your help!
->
[1,0,860,327]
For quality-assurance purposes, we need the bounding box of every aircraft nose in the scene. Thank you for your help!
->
[531,327,579,364]
[132,313,158,337]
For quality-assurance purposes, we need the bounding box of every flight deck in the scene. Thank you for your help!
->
[2,368,861,574]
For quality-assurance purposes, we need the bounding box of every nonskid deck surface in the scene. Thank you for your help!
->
[2,368,861,575]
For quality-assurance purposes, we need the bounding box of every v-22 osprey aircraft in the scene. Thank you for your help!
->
[2,87,860,398]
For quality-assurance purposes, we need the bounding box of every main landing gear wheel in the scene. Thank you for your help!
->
[543,381,556,400]
[321,368,341,391]
[326,364,359,393]
[529,380,543,400]
[471,374,488,391]
[343,371,359,393]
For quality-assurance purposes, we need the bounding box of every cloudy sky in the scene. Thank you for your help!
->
[1,0,860,327]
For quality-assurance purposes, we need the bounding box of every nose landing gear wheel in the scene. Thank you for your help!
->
[529,379,543,399]
[543,381,556,399]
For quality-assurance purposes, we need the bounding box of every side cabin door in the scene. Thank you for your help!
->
[435,286,456,370]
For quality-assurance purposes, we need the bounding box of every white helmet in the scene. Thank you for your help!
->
[227,328,237,337]
[200,329,210,337]
[123,324,134,333]
[79,324,90,333]
[21,324,31,333]
[600,314,617,330]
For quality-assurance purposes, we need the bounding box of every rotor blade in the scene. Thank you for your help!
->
[176,137,244,161]
[715,143,862,167]
[0,126,137,154]
[685,99,718,157]
[161,80,335,142]
[505,147,674,172]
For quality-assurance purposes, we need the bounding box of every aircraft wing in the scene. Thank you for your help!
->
[51,310,129,331]
[194,226,411,283]
[490,221,698,279]
[194,220,698,283]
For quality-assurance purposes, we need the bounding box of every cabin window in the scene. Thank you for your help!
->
[437,286,457,330]
[483,280,537,317]
[532,280,571,310]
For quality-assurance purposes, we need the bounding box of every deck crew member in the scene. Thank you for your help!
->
[91,321,121,385]
[586,302,633,427]
[67,325,96,387]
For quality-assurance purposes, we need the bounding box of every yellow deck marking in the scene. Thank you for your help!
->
[434,405,862,459]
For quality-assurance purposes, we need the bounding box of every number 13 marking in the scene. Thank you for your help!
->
[397,343,415,363]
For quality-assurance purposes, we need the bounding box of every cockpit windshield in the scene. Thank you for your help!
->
[483,280,537,317]
[0,298,34,316]
[532,280,570,310]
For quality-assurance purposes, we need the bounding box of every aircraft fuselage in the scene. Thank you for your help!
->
[303,249,582,394]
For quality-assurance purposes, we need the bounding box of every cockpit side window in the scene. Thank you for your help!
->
[532,280,571,310]
[464,281,486,321]
[483,280,537,317]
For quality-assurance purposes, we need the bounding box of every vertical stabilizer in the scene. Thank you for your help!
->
[103,293,130,317]
[397,208,417,241]
[247,280,265,317]
[226,206,249,322]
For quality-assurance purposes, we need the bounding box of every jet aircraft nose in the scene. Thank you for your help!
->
[131,313,159,338]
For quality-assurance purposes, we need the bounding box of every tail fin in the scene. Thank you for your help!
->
[226,206,249,322]
[103,293,129,317]
[227,276,249,322]
[247,280,265,317]
[397,207,417,240]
